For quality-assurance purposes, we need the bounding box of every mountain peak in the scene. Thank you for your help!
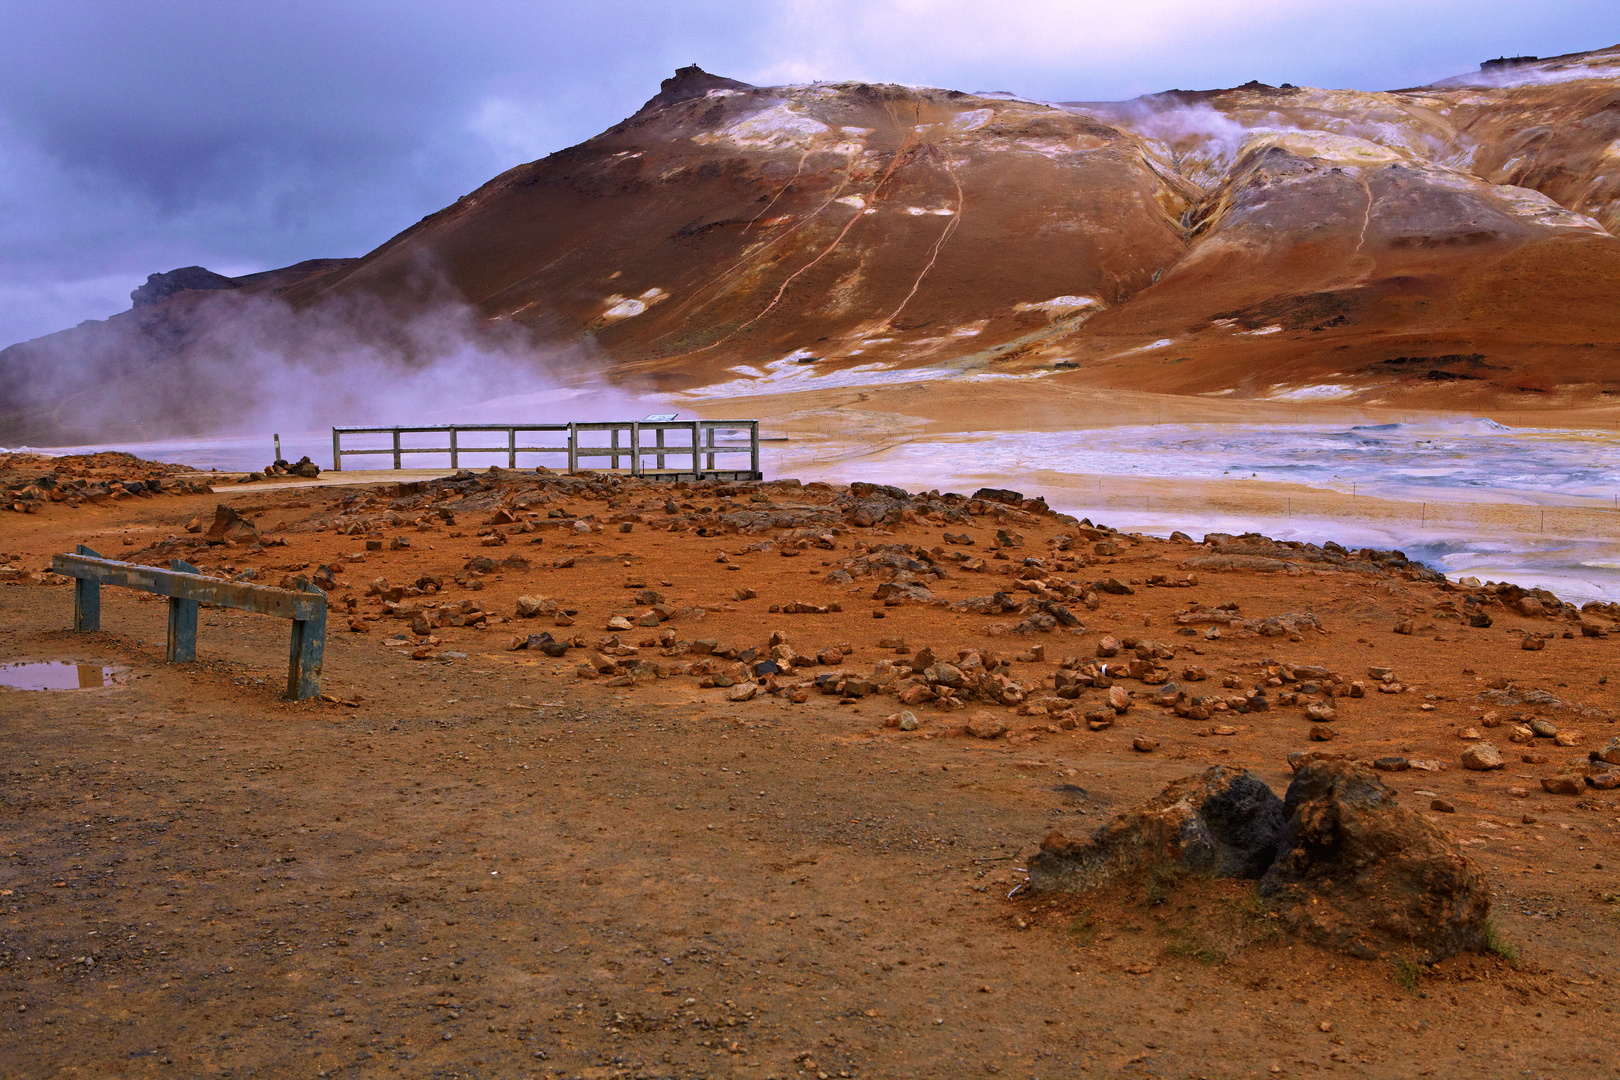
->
[639,65,753,113]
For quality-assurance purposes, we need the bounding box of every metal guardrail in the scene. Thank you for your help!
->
[51,544,328,700]
[330,421,761,479]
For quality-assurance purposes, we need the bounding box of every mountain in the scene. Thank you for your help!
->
[7,50,1620,444]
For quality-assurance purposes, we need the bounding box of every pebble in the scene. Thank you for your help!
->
[1132,736,1159,753]
[1460,742,1504,771]
[1308,726,1337,742]
[898,711,919,732]
[1430,798,1456,813]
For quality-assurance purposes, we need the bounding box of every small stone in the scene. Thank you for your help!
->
[1460,742,1504,771]
[606,616,633,631]
[1529,718,1558,738]
[1309,726,1337,742]
[1132,736,1159,753]
[1520,752,1549,764]
[1393,619,1414,635]
[1373,756,1410,772]
[1599,736,1620,765]
[1457,727,1481,741]
[1508,725,1535,744]
[1305,703,1337,722]
[726,683,758,703]
[1106,685,1131,714]
[1541,774,1583,796]
[1521,635,1546,651]
[1429,798,1456,813]
[898,711,919,731]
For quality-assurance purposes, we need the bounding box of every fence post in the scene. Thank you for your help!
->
[630,423,642,477]
[285,578,327,701]
[166,558,199,662]
[655,426,666,470]
[705,425,716,471]
[73,543,101,632]
[750,421,760,478]
[392,429,401,470]
[449,428,459,470]
[508,427,517,469]
[690,422,701,476]
[567,423,578,473]
[331,429,342,472]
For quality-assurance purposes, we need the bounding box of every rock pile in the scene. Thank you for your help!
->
[1,451,210,513]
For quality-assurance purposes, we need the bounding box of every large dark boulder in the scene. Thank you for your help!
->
[1028,766,1285,892]
[1260,761,1491,962]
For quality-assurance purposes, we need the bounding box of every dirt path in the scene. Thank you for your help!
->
[0,467,1616,1078]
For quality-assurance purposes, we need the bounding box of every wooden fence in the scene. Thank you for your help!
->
[330,421,761,479]
[51,545,328,700]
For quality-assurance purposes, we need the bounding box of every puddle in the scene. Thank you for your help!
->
[0,662,119,690]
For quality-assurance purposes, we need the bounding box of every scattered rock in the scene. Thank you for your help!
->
[1540,774,1582,795]
[1133,736,1160,753]
[1460,742,1504,771]
[1430,798,1456,813]
[966,712,1007,739]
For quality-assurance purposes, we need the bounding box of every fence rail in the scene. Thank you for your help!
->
[51,545,328,700]
[330,421,760,480]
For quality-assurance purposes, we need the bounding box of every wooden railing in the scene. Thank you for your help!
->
[51,545,328,700]
[330,421,761,479]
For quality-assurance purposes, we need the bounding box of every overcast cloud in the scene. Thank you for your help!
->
[1,0,1617,348]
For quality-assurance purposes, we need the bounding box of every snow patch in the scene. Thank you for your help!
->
[1014,295,1100,313]
[1268,384,1354,401]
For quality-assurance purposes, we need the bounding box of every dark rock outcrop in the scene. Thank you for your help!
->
[1028,766,1285,891]
[1029,761,1492,963]
[1259,761,1491,962]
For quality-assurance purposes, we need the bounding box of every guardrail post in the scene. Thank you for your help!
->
[286,578,327,701]
[689,422,701,476]
[610,426,620,471]
[655,426,666,469]
[166,558,199,662]
[507,427,517,469]
[630,423,641,477]
[705,424,716,471]
[73,543,101,632]
[332,429,342,472]
[750,421,760,478]
[449,428,459,470]
[392,429,402,470]
[567,423,578,472]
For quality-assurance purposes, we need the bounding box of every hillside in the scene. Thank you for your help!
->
[7,49,1620,443]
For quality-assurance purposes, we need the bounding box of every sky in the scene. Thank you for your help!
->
[2,0,1618,349]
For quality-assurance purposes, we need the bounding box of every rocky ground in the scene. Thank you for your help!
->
[1,461,1617,1079]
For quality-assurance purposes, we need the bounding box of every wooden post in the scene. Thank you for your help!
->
[610,426,620,471]
[630,423,641,477]
[392,429,402,470]
[166,558,199,662]
[749,421,760,478]
[285,578,326,701]
[655,426,666,470]
[705,425,716,471]
[449,428,459,470]
[690,422,701,476]
[567,423,578,473]
[331,429,341,472]
[73,543,101,632]
[508,427,517,469]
